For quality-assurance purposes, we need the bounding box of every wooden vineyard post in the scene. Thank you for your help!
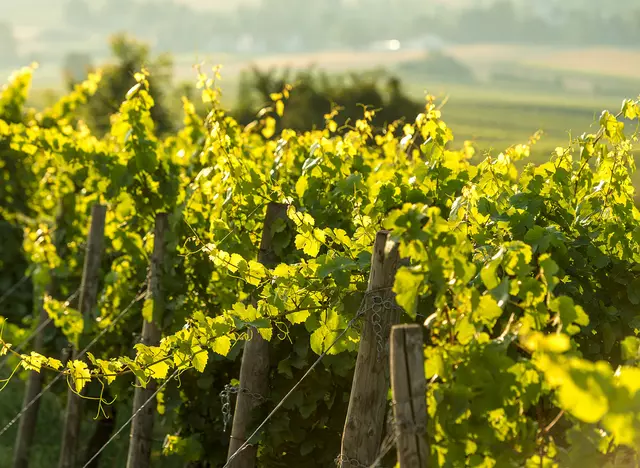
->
[339,230,400,467]
[226,202,288,468]
[12,202,70,468]
[11,305,49,468]
[390,324,428,468]
[125,213,168,468]
[57,204,107,468]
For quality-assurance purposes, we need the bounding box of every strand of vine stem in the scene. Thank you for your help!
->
[0,317,52,372]
[368,410,399,468]
[222,288,388,468]
[82,368,180,468]
[0,286,146,439]
[374,431,398,467]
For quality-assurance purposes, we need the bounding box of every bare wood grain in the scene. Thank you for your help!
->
[340,230,400,467]
[125,213,168,468]
[58,203,107,468]
[390,324,428,468]
[226,202,288,468]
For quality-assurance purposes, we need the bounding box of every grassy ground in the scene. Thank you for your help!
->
[405,80,620,155]
[444,43,640,79]
[0,378,65,466]
[400,80,640,188]
[0,375,181,467]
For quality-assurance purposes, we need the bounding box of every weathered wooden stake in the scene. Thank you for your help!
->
[340,230,400,467]
[125,213,168,468]
[226,202,287,468]
[390,324,428,468]
[11,305,48,468]
[12,202,71,468]
[58,203,107,468]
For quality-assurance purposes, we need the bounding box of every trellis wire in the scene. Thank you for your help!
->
[0,289,80,373]
[219,384,268,433]
[222,288,390,468]
[0,271,33,307]
[369,294,401,363]
[0,287,146,439]
[82,368,180,468]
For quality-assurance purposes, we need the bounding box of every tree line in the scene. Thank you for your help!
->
[3,0,640,69]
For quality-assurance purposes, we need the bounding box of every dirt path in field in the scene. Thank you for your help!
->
[173,44,640,82]
[446,44,640,78]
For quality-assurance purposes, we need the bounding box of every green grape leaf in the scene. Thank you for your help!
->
[296,175,308,198]
[142,298,154,323]
[149,359,170,380]
[310,325,328,355]
[258,326,273,341]
[627,278,640,305]
[67,360,92,393]
[192,346,208,372]
[230,303,258,322]
[474,295,503,328]
[481,258,501,290]
[295,229,324,258]
[549,296,589,334]
[20,352,47,373]
[621,336,640,362]
[393,268,423,318]
[211,336,231,357]
[287,310,311,325]
[503,241,533,276]
[135,147,158,174]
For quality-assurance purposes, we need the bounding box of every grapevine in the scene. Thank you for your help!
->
[1,61,640,467]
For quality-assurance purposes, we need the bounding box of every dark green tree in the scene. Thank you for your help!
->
[83,34,174,136]
[62,52,93,85]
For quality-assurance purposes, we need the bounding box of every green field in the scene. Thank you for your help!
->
[9,44,639,192]
[410,84,640,194]
[405,82,618,156]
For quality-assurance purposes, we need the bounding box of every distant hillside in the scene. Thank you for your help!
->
[511,0,638,13]
[2,0,639,74]
[1,1,62,26]
[1,0,255,27]
[4,0,639,29]
[172,0,259,10]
